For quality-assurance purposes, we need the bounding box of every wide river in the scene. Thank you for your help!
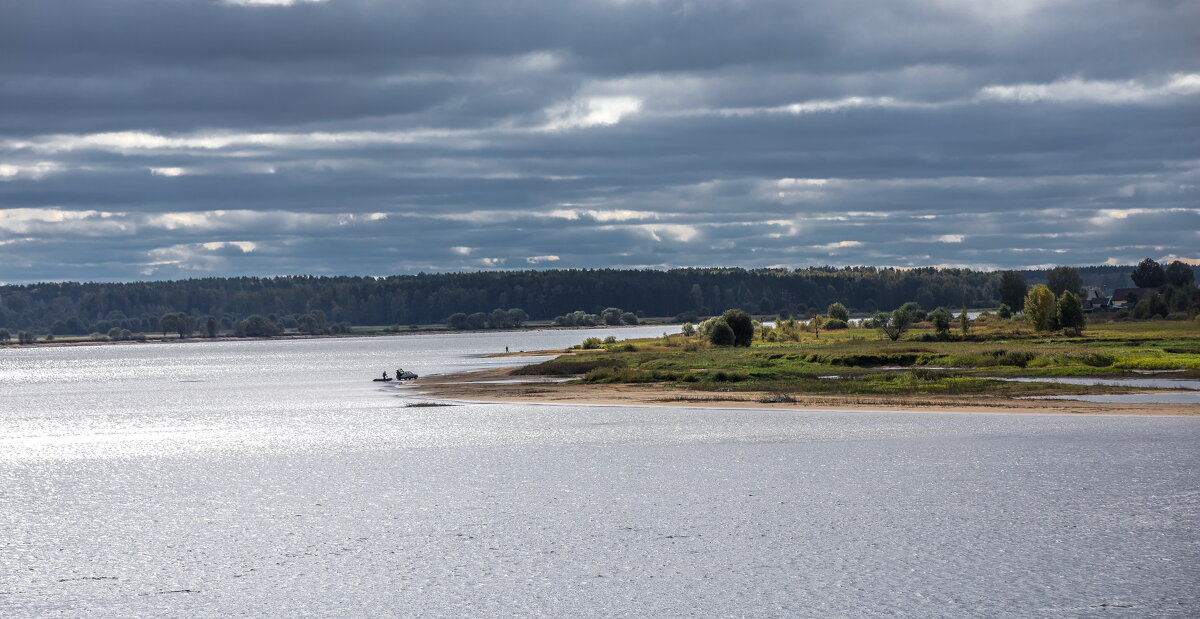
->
[1,328,1197,617]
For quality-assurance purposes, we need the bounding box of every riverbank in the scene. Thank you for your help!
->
[407,365,1200,416]
[0,322,675,350]
[410,320,1200,416]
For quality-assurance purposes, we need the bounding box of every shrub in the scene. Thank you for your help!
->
[929,307,953,337]
[1056,290,1085,334]
[1023,285,1056,332]
[581,337,604,349]
[674,311,699,324]
[879,308,915,341]
[824,318,849,330]
[709,320,736,346]
[827,302,849,322]
[720,309,755,346]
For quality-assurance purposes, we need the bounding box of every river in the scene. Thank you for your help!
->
[1,328,1197,616]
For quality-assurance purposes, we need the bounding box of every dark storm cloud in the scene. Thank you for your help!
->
[1,0,1198,282]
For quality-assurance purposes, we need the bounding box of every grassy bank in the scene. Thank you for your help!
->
[512,320,1200,398]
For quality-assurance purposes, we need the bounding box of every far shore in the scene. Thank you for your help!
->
[0,322,671,350]
[406,365,1200,417]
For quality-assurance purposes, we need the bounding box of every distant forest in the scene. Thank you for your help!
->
[0,265,1176,336]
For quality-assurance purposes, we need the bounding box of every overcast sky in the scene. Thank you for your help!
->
[1,0,1197,282]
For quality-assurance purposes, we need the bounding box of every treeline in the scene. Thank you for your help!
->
[0,265,1192,336]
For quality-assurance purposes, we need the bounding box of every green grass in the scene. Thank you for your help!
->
[511,318,1200,397]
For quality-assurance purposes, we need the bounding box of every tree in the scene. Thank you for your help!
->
[959,309,971,336]
[997,303,1012,319]
[808,315,825,339]
[928,307,952,338]
[898,301,926,321]
[1165,260,1195,287]
[620,312,638,325]
[1131,291,1169,319]
[310,309,328,333]
[680,322,696,337]
[601,307,623,326]
[1046,266,1082,297]
[708,319,735,346]
[202,315,219,338]
[159,312,193,338]
[999,271,1028,312]
[1023,285,1056,332]
[1056,291,1085,335]
[1131,258,1166,288]
[720,309,755,346]
[107,326,123,340]
[878,307,914,341]
[466,312,488,330]
[826,302,849,322]
[298,313,321,335]
[446,312,469,330]
[490,308,510,329]
[238,315,280,337]
[0,328,8,343]
[507,308,529,328]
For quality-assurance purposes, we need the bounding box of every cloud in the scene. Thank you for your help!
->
[541,96,643,130]
[977,73,1200,105]
[223,0,325,5]
[1,0,1198,282]
[0,162,62,180]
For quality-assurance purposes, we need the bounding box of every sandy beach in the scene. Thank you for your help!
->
[410,364,1200,417]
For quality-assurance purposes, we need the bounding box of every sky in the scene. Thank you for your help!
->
[1,0,1198,283]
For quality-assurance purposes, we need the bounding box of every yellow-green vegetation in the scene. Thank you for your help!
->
[514,319,1200,398]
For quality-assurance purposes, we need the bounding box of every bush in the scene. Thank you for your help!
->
[720,309,755,346]
[928,307,953,337]
[236,315,281,337]
[580,337,604,349]
[1023,285,1056,332]
[673,311,699,324]
[879,308,915,341]
[709,320,736,346]
[997,303,1012,319]
[826,303,849,322]
[986,349,1037,368]
[1056,290,1085,334]
[824,318,849,330]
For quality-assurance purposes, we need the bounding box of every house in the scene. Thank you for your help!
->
[1081,288,1107,312]
[1109,287,1155,309]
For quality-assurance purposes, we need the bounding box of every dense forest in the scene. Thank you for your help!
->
[0,265,1187,336]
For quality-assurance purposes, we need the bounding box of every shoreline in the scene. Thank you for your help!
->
[0,323,671,350]
[406,365,1200,417]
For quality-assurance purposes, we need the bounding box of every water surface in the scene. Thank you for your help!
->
[1,329,1197,617]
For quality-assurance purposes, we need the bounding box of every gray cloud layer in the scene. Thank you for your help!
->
[1,0,1197,282]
